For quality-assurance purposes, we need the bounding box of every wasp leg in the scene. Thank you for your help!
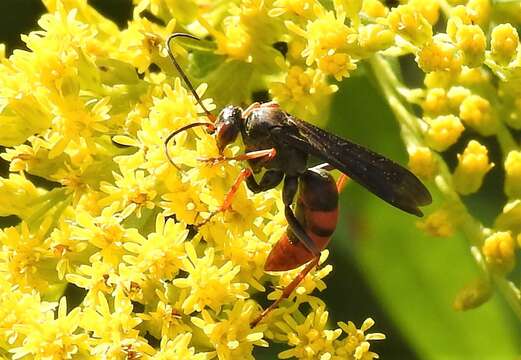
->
[246,170,284,193]
[282,176,321,256]
[336,174,349,192]
[197,151,279,226]
[198,148,276,166]
[250,255,319,327]
[251,176,324,326]
[197,168,253,226]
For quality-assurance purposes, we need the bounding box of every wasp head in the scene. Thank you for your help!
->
[215,105,242,153]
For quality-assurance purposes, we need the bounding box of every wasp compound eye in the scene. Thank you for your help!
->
[216,106,242,152]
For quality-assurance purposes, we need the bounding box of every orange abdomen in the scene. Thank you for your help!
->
[265,169,339,271]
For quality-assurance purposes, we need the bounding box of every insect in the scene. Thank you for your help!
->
[164,33,432,327]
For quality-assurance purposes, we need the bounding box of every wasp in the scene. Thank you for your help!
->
[164,34,432,327]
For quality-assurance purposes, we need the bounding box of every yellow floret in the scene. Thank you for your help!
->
[491,23,519,65]
[388,4,433,46]
[453,140,494,195]
[416,36,462,73]
[455,25,486,67]
[482,231,516,275]
[426,115,465,152]
[408,146,437,180]
[504,150,521,198]
[459,94,497,136]
[417,208,455,237]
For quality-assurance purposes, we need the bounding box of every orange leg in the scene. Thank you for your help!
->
[336,174,349,192]
[197,148,276,226]
[250,256,320,327]
[198,168,253,226]
[198,148,276,166]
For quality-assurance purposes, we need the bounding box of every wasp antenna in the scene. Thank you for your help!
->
[166,33,216,122]
[164,121,216,169]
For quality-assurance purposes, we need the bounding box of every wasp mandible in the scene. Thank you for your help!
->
[164,33,432,327]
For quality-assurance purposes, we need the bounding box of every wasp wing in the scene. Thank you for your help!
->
[277,116,432,216]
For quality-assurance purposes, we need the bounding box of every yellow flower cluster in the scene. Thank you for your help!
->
[0,0,389,358]
[361,0,521,315]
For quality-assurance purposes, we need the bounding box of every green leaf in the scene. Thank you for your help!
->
[327,75,521,358]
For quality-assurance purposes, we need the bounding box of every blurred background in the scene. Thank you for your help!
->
[1,1,520,359]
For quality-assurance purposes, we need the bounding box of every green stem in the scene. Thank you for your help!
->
[368,53,521,322]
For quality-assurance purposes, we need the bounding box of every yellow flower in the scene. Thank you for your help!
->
[417,208,455,237]
[99,168,158,217]
[459,95,497,136]
[426,114,465,152]
[9,297,88,360]
[422,88,449,116]
[490,23,519,65]
[0,220,53,293]
[466,0,491,28]
[357,24,395,54]
[81,291,154,358]
[482,231,516,275]
[408,146,437,180]
[453,277,492,311]
[504,150,521,198]
[317,53,357,81]
[453,140,494,195]
[172,243,249,314]
[286,6,351,66]
[151,333,214,359]
[270,65,338,120]
[455,25,486,67]
[269,0,315,17]
[191,300,268,359]
[361,0,388,19]
[335,318,385,359]
[124,214,188,281]
[278,306,341,359]
[416,36,462,73]
[388,4,433,46]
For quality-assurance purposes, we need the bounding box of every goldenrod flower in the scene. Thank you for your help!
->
[459,95,497,136]
[453,140,494,195]
[416,35,462,73]
[12,0,521,357]
[388,4,433,46]
[482,231,516,275]
[426,114,464,152]
[417,208,455,238]
[504,150,521,198]
[408,146,437,180]
[490,23,519,65]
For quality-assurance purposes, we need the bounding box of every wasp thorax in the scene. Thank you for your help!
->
[216,105,242,152]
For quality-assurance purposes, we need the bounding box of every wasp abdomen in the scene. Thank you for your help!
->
[265,169,339,271]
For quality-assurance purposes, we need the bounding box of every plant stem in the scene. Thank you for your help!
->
[368,53,521,322]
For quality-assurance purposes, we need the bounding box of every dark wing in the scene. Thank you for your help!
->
[276,116,432,216]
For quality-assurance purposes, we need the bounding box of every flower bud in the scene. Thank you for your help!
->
[453,140,494,195]
[408,146,437,180]
[426,115,464,152]
[482,231,516,275]
[504,150,521,198]
[491,23,519,65]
